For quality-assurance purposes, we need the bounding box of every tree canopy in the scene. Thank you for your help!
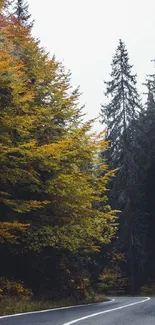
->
[0,1,117,300]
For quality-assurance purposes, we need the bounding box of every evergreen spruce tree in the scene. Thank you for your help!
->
[100,40,143,293]
[14,0,33,28]
[139,76,155,285]
[142,79,155,163]
[101,39,141,169]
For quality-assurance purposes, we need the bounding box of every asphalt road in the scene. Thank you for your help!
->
[0,296,154,325]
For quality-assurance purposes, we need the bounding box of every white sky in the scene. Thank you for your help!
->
[28,0,155,130]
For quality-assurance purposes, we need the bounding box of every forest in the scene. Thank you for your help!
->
[0,0,155,315]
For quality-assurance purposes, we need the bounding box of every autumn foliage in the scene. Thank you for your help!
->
[0,1,117,300]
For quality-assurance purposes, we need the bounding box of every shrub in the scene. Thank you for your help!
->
[141,281,155,295]
[98,267,127,294]
[0,278,32,298]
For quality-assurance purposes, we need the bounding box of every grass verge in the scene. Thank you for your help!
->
[0,294,108,316]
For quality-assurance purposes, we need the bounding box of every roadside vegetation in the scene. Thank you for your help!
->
[1,0,155,316]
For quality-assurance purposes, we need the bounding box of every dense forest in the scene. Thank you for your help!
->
[0,0,155,313]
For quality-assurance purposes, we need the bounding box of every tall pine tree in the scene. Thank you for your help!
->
[101,39,141,169]
[14,0,33,28]
[138,74,155,287]
[100,39,144,293]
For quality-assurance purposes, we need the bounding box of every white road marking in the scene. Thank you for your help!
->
[63,297,150,325]
[0,299,114,319]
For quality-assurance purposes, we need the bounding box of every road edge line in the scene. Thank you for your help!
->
[63,297,151,325]
[0,298,115,319]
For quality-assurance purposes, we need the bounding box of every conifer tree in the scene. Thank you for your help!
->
[14,0,33,28]
[100,39,141,169]
[138,75,155,284]
[100,40,143,293]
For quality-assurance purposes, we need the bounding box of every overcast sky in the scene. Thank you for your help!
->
[28,0,155,130]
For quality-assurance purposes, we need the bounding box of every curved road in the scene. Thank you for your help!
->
[0,296,154,325]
